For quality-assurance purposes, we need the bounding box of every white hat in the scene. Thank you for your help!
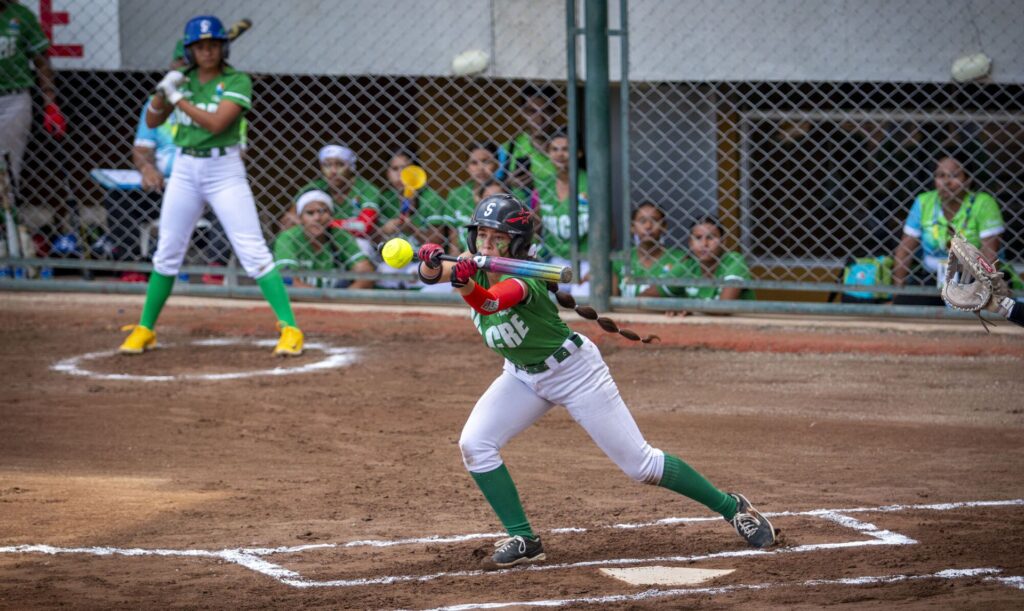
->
[318,144,357,169]
[296,190,333,216]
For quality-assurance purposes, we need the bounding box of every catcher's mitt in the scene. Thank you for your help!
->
[941,234,1013,330]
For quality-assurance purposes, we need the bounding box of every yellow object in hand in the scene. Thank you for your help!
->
[381,237,415,268]
[400,165,427,198]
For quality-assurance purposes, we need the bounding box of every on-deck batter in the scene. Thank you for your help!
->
[119,15,303,357]
[416,194,778,568]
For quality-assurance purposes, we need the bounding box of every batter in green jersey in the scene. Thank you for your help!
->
[414,194,778,569]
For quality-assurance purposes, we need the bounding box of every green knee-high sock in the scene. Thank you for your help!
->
[255,267,297,327]
[470,464,535,538]
[139,271,176,330]
[658,453,738,519]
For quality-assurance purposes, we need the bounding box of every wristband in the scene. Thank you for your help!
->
[418,266,442,285]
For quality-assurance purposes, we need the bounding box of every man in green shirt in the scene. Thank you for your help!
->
[0,0,65,184]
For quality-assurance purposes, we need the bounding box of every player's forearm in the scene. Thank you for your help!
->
[146,97,174,128]
[132,146,158,173]
[175,101,239,135]
[892,237,915,285]
[32,55,57,105]
[981,236,1000,265]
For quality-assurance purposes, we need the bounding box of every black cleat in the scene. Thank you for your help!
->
[727,492,778,548]
[491,535,546,568]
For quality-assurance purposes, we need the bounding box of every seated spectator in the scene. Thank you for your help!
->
[536,130,589,297]
[296,144,382,258]
[500,84,560,193]
[377,149,446,245]
[679,217,755,305]
[892,151,1005,306]
[438,141,500,253]
[611,203,690,307]
[273,190,374,289]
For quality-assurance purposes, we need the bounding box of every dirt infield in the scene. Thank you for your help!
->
[1,292,1023,609]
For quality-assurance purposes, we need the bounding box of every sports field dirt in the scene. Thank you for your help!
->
[1,292,1023,609]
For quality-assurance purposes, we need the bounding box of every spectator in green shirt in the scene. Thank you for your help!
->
[439,141,500,253]
[274,190,374,289]
[500,84,560,195]
[612,203,691,313]
[295,144,383,258]
[378,149,446,244]
[679,217,755,306]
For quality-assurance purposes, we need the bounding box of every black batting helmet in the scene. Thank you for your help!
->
[466,194,535,259]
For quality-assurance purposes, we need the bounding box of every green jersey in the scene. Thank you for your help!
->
[378,186,446,226]
[436,182,477,248]
[537,171,588,260]
[273,226,367,288]
[612,247,691,297]
[1,3,49,92]
[172,66,251,149]
[678,252,755,300]
[505,133,557,187]
[470,274,572,368]
[296,178,383,219]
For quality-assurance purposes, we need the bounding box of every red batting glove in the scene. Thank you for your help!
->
[417,243,444,269]
[451,258,478,288]
[43,103,67,139]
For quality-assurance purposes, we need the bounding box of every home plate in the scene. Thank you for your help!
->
[599,566,734,586]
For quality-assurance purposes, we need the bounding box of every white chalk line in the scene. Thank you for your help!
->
[50,338,360,381]
[2,498,1020,590]
[404,568,1019,611]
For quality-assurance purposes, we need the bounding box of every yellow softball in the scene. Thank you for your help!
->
[381,237,414,268]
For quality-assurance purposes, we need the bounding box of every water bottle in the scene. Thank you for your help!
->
[40,266,54,279]
[178,272,190,282]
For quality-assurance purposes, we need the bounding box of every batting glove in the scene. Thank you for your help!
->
[155,70,185,105]
[450,258,478,288]
[417,243,444,270]
[42,103,66,139]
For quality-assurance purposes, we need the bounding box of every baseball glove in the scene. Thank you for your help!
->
[941,234,1012,330]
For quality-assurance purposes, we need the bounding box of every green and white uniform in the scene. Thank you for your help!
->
[460,272,740,540]
[437,182,478,248]
[153,65,273,279]
[678,252,755,300]
[537,171,589,296]
[612,247,691,297]
[273,226,367,288]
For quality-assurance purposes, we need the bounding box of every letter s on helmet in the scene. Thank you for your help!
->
[182,15,230,65]
[466,194,535,259]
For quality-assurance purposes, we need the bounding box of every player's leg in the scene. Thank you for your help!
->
[460,369,553,565]
[0,92,33,186]
[204,153,301,355]
[552,336,776,546]
[120,159,204,354]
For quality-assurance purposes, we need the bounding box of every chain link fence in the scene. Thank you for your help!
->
[2,0,1022,313]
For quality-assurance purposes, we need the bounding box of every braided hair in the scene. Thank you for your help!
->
[545,282,660,344]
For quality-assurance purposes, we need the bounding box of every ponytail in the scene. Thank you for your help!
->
[547,283,659,344]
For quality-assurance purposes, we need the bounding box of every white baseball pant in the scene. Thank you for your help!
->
[153,148,274,278]
[459,334,665,484]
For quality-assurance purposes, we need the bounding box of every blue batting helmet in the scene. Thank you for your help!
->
[182,16,230,64]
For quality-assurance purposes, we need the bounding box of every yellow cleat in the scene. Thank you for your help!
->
[274,324,304,356]
[119,325,156,354]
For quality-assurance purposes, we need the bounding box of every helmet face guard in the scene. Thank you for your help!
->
[183,16,230,65]
[466,194,534,259]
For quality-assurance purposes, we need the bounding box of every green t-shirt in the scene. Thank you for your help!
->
[172,66,251,149]
[296,178,383,219]
[436,182,477,248]
[0,3,49,91]
[612,247,691,297]
[378,186,446,227]
[505,133,557,187]
[537,171,588,260]
[470,274,572,368]
[273,225,367,288]
[678,251,755,300]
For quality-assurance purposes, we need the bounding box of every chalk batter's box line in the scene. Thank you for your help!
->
[1,498,1021,591]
